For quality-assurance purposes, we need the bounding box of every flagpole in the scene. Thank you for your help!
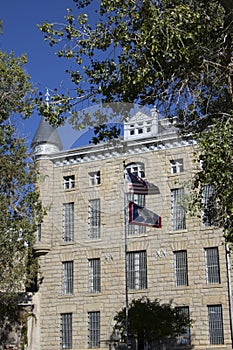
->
[123,161,129,349]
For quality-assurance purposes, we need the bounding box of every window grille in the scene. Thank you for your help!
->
[174,250,188,286]
[127,250,147,290]
[88,311,100,348]
[175,306,190,345]
[88,258,101,293]
[208,305,224,344]
[63,175,75,190]
[88,199,100,239]
[61,313,72,349]
[62,261,74,295]
[89,171,101,186]
[127,193,146,235]
[170,159,184,174]
[205,247,220,284]
[36,223,41,242]
[171,188,186,230]
[202,185,216,226]
[63,203,74,242]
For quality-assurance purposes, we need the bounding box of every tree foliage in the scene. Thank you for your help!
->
[0,50,43,344]
[113,297,191,349]
[39,0,232,123]
[189,119,233,240]
[39,1,233,239]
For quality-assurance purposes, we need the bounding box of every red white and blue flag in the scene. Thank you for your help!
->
[126,170,159,195]
[129,201,162,228]
[127,170,148,194]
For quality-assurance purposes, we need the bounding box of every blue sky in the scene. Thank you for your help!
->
[1,0,81,149]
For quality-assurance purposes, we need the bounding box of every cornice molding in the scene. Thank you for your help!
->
[47,133,195,168]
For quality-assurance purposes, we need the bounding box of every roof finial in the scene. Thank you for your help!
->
[45,89,50,107]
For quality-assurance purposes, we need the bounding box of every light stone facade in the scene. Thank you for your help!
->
[30,112,233,350]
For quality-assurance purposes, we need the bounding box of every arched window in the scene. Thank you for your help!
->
[126,162,146,235]
[126,162,145,178]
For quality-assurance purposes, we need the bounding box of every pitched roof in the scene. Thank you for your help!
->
[32,117,62,151]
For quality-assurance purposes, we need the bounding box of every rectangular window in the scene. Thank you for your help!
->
[127,250,147,290]
[88,311,100,348]
[127,194,146,235]
[205,247,220,284]
[89,171,101,186]
[36,223,41,242]
[202,185,216,226]
[88,199,100,239]
[130,129,135,135]
[174,250,188,286]
[62,261,74,295]
[171,188,186,230]
[61,313,72,349]
[88,258,101,293]
[208,305,224,344]
[63,203,74,242]
[170,159,184,174]
[175,307,190,345]
[63,175,75,190]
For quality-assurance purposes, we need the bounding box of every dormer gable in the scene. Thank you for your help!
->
[124,108,158,141]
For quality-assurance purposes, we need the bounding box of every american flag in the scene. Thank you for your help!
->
[126,170,149,194]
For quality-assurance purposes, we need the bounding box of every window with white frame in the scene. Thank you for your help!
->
[63,203,74,242]
[208,305,224,344]
[61,313,72,349]
[127,250,147,290]
[170,159,184,174]
[205,247,220,284]
[88,199,100,239]
[171,188,186,230]
[127,193,146,235]
[88,311,100,348]
[126,162,145,178]
[130,128,135,135]
[89,171,101,186]
[202,185,216,227]
[63,175,75,190]
[174,250,188,286]
[127,120,152,139]
[175,306,190,345]
[62,261,74,295]
[88,258,101,293]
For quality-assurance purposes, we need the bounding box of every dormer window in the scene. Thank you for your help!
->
[64,175,75,190]
[124,110,158,140]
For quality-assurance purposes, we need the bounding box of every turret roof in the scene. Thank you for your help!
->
[32,117,62,151]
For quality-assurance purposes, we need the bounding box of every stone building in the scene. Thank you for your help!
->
[30,108,233,350]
